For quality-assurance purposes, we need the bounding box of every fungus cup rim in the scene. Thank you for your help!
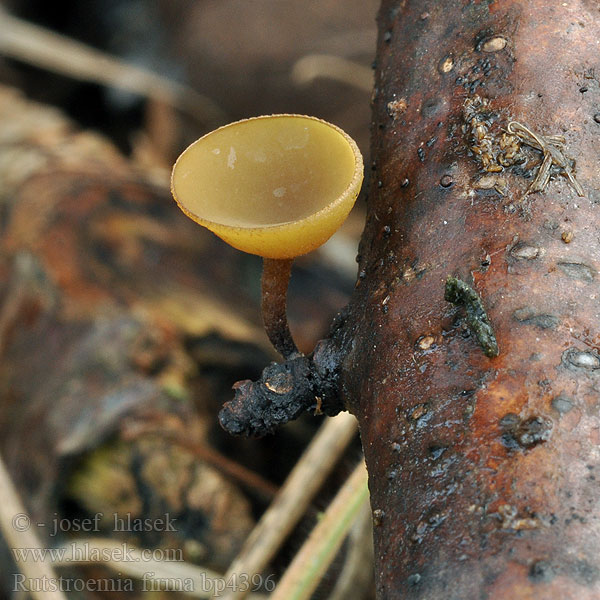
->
[171,114,364,259]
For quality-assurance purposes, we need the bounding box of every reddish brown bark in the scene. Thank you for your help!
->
[344,1,600,598]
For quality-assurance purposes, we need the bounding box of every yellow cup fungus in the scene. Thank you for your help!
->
[171,114,364,358]
[171,114,363,260]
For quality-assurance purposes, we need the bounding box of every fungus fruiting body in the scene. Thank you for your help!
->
[171,114,363,358]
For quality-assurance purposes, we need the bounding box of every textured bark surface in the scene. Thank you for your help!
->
[344,1,600,598]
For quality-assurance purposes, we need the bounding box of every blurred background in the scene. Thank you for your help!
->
[0,1,378,598]
[1,0,375,159]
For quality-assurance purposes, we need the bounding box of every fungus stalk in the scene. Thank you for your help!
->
[171,114,363,434]
[261,258,298,359]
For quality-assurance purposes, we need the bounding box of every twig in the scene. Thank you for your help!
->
[121,421,279,501]
[0,454,67,600]
[0,268,26,358]
[291,54,373,92]
[271,459,369,600]
[218,411,359,599]
[328,499,374,600]
[0,7,227,127]
[171,437,279,501]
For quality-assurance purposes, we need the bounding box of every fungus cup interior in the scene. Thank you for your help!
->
[171,114,363,259]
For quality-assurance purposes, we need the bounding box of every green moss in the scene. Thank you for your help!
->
[445,276,499,358]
